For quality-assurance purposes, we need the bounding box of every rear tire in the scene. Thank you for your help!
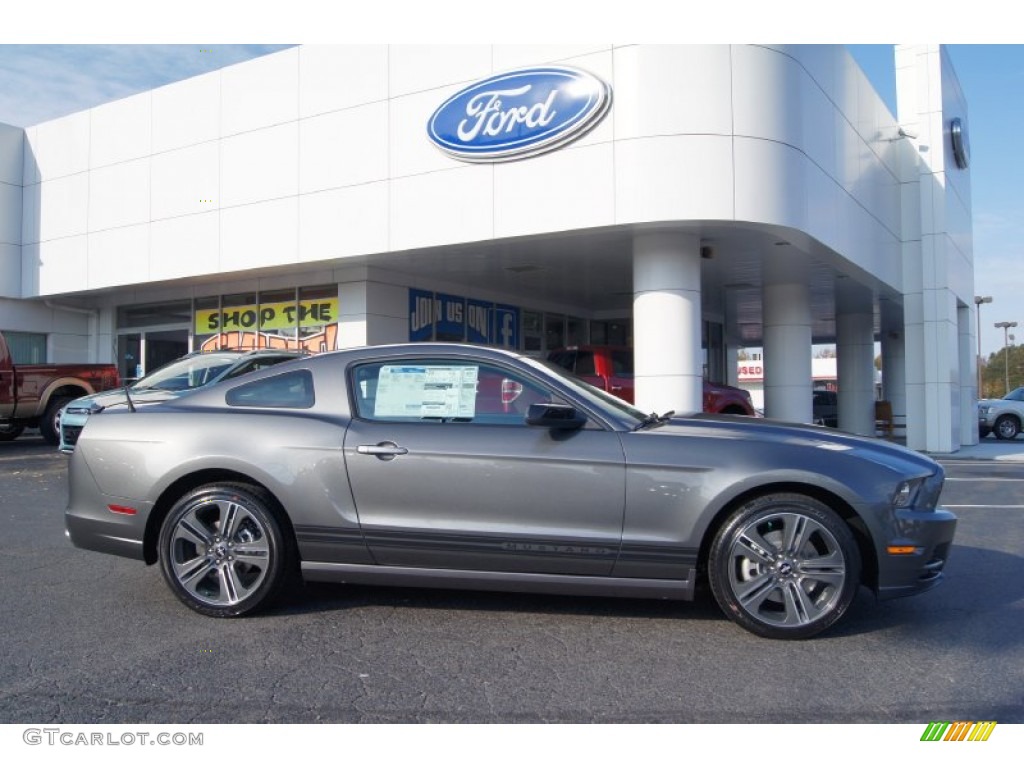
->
[158,483,295,618]
[994,415,1020,440]
[0,424,24,441]
[709,493,861,640]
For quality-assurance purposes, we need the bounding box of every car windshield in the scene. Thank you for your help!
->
[523,357,648,422]
[1004,387,1024,401]
[132,354,240,392]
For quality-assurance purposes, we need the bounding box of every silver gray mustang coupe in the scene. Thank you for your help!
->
[65,344,956,639]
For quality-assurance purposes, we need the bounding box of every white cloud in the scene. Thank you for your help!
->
[0,44,293,127]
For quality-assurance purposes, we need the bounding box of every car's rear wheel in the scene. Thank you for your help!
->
[158,483,294,617]
[0,424,24,441]
[708,493,861,639]
[994,415,1020,440]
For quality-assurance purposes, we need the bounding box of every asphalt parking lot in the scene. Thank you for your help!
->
[1,434,1022,724]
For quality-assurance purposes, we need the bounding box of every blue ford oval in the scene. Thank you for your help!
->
[427,66,612,162]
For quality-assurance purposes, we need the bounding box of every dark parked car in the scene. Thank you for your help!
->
[65,344,956,639]
[813,390,838,428]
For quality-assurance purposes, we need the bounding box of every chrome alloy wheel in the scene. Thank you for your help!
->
[170,497,270,606]
[158,483,291,616]
[709,493,861,639]
[728,512,846,628]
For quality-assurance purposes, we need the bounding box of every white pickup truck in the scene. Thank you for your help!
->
[978,386,1024,440]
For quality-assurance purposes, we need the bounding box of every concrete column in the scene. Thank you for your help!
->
[880,299,907,435]
[836,286,876,436]
[633,231,702,414]
[763,261,812,423]
[958,303,976,445]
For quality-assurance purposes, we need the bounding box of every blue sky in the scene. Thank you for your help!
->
[0,41,1020,358]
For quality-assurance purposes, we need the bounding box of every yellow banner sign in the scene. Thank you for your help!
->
[195,298,338,334]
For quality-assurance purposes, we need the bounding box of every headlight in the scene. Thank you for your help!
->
[66,402,105,415]
[980,406,995,416]
[892,478,924,508]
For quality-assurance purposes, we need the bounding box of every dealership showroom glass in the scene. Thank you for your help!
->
[0,44,976,453]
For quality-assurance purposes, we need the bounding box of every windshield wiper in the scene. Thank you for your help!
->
[635,410,675,430]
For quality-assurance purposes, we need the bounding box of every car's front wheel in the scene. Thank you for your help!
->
[158,483,294,617]
[708,493,861,639]
[40,396,73,446]
[994,415,1020,440]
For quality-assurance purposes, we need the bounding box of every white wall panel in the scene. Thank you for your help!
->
[220,47,299,136]
[495,143,613,238]
[614,135,734,223]
[0,244,20,297]
[35,236,87,295]
[299,103,388,194]
[391,166,493,251]
[220,197,298,272]
[388,45,491,98]
[733,137,807,230]
[299,45,388,118]
[733,46,805,153]
[89,92,152,167]
[220,123,298,208]
[299,183,388,263]
[152,71,221,153]
[613,45,733,140]
[0,123,23,185]
[87,224,149,288]
[29,112,90,182]
[0,182,21,244]
[38,174,89,241]
[389,88,465,178]
[88,158,150,232]
[149,212,220,281]
[151,142,219,221]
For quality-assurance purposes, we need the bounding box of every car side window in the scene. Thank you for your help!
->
[351,360,555,425]
[226,370,315,408]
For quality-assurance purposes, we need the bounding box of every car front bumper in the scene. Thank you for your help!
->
[875,506,957,599]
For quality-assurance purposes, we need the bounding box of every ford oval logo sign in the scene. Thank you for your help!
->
[427,66,612,163]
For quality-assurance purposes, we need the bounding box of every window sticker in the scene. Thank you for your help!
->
[374,365,479,419]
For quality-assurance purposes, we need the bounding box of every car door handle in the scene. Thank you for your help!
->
[356,442,409,460]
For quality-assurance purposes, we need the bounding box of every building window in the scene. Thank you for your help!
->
[2,331,46,364]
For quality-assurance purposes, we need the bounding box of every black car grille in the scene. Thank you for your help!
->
[62,425,82,446]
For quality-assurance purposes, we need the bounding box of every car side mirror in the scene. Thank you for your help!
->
[525,403,586,430]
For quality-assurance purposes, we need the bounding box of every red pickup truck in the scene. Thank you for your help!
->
[547,345,755,415]
[0,331,121,445]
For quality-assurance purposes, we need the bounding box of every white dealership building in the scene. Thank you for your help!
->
[0,44,975,452]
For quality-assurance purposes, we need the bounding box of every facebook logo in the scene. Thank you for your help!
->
[493,306,519,348]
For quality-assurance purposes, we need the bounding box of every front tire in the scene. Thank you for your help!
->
[709,493,861,639]
[158,483,294,617]
[994,415,1020,440]
[40,396,73,446]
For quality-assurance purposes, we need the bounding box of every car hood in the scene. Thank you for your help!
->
[978,398,1014,407]
[65,387,181,412]
[652,412,939,474]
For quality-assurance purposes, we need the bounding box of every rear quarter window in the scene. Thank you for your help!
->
[226,370,315,409]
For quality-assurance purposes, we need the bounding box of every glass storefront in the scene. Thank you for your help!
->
[116,285,339,378]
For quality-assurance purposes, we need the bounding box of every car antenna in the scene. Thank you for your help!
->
[124,383,136,413]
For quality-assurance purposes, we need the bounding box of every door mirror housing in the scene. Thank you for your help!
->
[525,403,586,430]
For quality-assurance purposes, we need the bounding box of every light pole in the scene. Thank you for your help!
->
[974,296,992,396]
[994,320,1018,394]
